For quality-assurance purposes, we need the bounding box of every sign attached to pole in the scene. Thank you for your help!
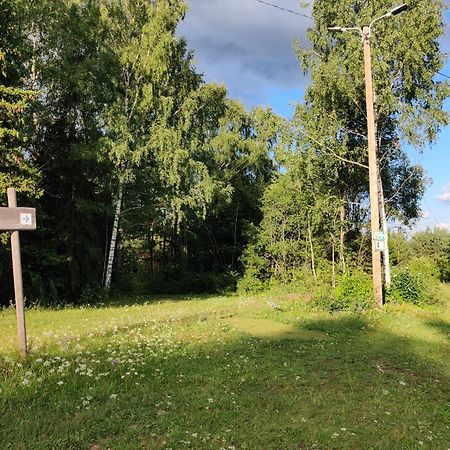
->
[375,240,385,252]
[1,189,37,358]
[375,231,385,241]
[0,207,36,231]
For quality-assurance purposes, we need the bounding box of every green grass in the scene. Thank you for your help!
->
[0,293,449,449]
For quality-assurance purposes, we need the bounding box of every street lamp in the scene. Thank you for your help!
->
[328,4,408,308]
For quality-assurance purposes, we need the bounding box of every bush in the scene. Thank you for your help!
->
[237,268,267,294]
[142,270,238,295]
[79,284,105,305]
[237,243,270,294]
[310,285,336,311]
[387,268,426,305]
[333,271,373,311]
[311,271,373,312]
[437,254,450,283]
[407,256,440,281]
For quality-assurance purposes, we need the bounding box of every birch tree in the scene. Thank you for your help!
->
[294,0,449,268]
[100,0,189,290]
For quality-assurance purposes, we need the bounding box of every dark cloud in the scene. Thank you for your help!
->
[177,0,312,106]
[178,2,450,107]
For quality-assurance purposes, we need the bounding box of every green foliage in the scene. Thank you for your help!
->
[388,231,413,266]
[334,271,373,311]
[437,253,450,283]
[407,256,441,281]
[0,1,41,201]
[140,270,238,295]
[406,229,450,282]
[387,268,427,305]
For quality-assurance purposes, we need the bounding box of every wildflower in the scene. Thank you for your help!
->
[57,381,64,386]
[110,394,118,399]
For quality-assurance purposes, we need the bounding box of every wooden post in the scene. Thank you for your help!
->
[7,188,27,358]
[363,27,383,308]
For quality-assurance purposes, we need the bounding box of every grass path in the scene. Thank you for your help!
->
[0,294,449,449]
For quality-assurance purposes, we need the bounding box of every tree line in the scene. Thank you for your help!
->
[1,0,448,306]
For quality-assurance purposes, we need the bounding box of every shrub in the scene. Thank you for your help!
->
[237,243,270,294]
[143,270,238,295]
[387,268,426,305]
[407,256,440,280]
[310,285,336,311]
[79,284,105,305]
[311,271,373,312]
[237,268,267,294]
[334,271,373,311]
[437,254,450,283]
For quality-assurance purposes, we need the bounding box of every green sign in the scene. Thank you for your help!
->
[375,231,385,241]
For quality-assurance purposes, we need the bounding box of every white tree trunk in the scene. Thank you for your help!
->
[378,171,391,287]
[339,205,346,274]
[308,221,317,283]
[104,185,123,291]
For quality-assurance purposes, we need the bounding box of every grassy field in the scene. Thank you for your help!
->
[0,292,449,449]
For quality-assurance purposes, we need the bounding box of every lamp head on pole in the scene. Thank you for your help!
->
[390,3,408,16]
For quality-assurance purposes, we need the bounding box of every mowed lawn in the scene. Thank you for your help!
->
[0,293,449,450]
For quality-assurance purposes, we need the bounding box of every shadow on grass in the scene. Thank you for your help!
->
[1,312,449,450]
[424,318,450,338]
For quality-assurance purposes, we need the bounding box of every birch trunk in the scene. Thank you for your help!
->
[104,185,123,291]
[377,171,391,287]
[331,232,336,288]
[308,221,317,283]
[339,205,346,274]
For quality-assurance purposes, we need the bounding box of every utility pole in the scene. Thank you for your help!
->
[362,26,383,308]
[328,3,408,308]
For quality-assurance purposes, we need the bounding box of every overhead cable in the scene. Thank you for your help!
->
[437,71,450,79]
[249,0,313,20]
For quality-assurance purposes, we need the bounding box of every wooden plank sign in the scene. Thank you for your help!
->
[0,207,36,231]
[1,188,37,359]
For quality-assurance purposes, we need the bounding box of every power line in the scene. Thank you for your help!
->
[248,0,313,20]
[437,71,450,79]
[423,197,443,228]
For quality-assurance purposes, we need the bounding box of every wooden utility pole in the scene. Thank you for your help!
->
[328,4,409,308]
[7,188,28,358]
[362,26,383,308]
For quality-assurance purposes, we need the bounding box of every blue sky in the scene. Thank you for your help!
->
[178,1,450,232]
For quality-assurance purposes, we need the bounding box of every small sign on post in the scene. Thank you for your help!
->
[1,188,37,358]
[374,230,385,252]
[375,231,385,242]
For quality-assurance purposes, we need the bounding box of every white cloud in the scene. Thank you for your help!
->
[436,223,450,231]
[437,182,450,204]
[421,210,430,219]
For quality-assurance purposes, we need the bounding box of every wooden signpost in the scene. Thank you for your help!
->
[0,188,37,358]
